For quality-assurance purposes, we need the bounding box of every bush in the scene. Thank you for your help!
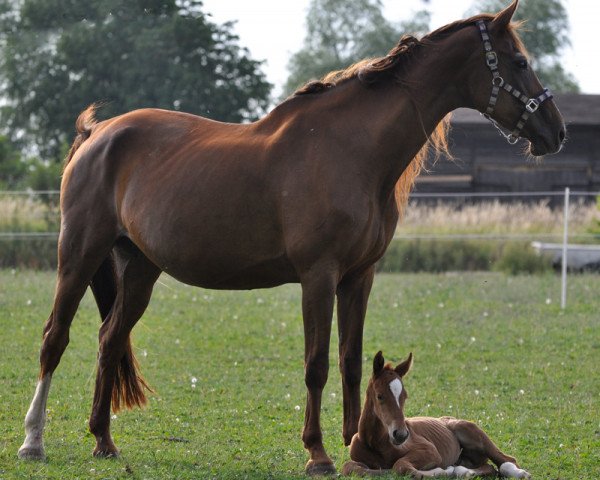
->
[378,239,551,274]
[494,242,551,275]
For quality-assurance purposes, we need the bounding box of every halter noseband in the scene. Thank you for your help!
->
[476,20,553,144]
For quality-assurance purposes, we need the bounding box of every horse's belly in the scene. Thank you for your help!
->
[164,253,299,290]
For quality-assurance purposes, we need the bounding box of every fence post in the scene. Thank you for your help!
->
[561,187,570,309]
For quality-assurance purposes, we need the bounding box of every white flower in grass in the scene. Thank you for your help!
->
[519,389,525,395]
[546,298,552,304]
[294,405,301,411]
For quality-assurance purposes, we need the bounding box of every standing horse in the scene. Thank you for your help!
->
[343,352,531,478]
[19,0,564,474]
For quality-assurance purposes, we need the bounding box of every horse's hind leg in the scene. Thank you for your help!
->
[89,241,159,457]
[18,231,114,460]
[446,419,531,478]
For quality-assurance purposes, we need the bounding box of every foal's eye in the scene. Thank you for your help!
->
[376,394,384,401]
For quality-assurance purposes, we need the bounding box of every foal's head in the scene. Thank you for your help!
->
[367,351,413,446]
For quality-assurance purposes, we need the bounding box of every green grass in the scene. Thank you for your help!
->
[0,270,598,479]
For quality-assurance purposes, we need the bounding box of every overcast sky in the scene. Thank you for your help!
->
[201,0,599,97]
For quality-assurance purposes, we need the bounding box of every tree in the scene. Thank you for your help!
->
[283,0,430,96]
[0,0,272,161]
[469,0,579,92]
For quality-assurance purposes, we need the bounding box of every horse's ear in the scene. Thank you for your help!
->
[373,351,385,376]
[490,0,519,32]
[394,352,413,378]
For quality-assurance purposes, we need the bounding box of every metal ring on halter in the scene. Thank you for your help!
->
[492,76,504,87]
[507,134,519,144]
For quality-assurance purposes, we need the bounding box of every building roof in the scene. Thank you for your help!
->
[452,93,600,126]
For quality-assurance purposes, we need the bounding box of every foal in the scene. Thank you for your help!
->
[342,352,531,478]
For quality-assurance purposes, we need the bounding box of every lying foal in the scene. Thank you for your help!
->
[342,352,531,478]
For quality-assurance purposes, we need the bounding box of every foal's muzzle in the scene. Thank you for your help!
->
[392,428,409,445]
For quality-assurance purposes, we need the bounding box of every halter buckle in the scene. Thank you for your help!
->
[526,98,539,113]
[492,76,504,87]
[485,51,498,68]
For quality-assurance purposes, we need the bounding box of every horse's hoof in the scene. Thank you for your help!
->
[17,445,46,461]
[306,460,337,476]
[92,447,120,458]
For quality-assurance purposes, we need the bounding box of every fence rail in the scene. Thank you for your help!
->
[2,189,599,308]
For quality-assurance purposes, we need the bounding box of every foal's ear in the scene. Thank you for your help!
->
[490,0,519,32]
[394,352,413,378]
[373,351,385,376]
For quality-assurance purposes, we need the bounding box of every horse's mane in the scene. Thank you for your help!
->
[293,14,525,216]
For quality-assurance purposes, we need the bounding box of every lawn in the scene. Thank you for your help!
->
[0,270,598,479]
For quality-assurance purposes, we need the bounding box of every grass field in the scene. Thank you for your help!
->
[0,270,598,479]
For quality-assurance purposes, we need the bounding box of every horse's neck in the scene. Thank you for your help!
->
[358,396,389,448]
[314,33,473,199]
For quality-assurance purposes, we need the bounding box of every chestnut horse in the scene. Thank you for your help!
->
[19,0,563,474]
[342,352,531,478]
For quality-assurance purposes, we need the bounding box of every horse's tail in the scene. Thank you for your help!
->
[90,254,152,412]
[64,104,99,168]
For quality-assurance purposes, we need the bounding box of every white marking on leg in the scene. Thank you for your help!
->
[499,462,531,478]
[453,465,476,478]
[18,375,52,459]
[415,467,453,477]
[389,378,403,407]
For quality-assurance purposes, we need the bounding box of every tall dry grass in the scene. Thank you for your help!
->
[398,200,600,237]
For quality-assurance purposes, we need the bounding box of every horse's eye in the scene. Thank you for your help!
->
[516,58,528,69]
[376,394,384,401]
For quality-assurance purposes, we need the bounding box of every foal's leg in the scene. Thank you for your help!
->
[300,270,337,475]
[18,227,114,460]
[336,267,374,445]
[89,246,160,457]
[447,419,531,478]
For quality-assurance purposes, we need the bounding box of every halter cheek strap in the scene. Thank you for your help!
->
[476,20,553,144]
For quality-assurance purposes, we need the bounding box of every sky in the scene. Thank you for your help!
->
[201,0,600,98]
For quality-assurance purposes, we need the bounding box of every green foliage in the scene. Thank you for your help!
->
[0,135,27,189]
[494,242,551,275]
[283,0,430,95]
[378,239,551,274]
[469,0,579,92]
[0,0,272,161]
[1,271,599,478]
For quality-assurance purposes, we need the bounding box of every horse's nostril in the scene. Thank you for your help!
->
[393,429,408,443]
[558,127,566,144]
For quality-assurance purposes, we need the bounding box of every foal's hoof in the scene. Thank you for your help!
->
[306,460,337,476]
[17,445,46,461]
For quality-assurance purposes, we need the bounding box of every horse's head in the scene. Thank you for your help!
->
[368,351,413,446]
[463,0,566,156]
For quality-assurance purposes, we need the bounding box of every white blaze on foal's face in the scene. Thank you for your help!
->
[389,378,403,407]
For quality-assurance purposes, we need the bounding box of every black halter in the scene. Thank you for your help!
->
[476,20,553,144]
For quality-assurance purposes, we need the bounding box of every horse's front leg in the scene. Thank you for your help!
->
[336,267,374,445]
[300,270,337,475]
